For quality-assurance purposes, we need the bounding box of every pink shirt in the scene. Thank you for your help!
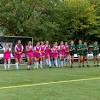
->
[26,45,33,53]
[59,44,65,54]
[65,45,69,53]
[45,44,51,54]
[40,45,46,54]
[15,44,23,54]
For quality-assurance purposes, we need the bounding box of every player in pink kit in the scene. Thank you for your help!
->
[14,40,24,71]
[26,41,33,70]
[3,43,11,70]
[51,42,58,67]
[59,41,65,67]
[40,41,46,68]
[34,42,41,69]
[64,42,70,66]
[45,41,51,67]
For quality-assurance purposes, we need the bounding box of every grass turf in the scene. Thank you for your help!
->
[0,66,100,100]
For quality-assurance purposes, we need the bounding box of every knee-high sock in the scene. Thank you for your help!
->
[34,62,38,69]
[27,65,30,69]
[54,59,58,67]
[46,59,48,66]
[48,59,51,67]
[4,63,7,70]
[40,61,43,68]
[64,58,67,66]
[8,59,10,69]
[27,62,31,69]
[61,61,64,67]
[16,62,19,70]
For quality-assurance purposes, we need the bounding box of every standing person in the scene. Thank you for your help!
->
[34,42,41,69]
[26,41,33,70]
[51,42,58,67]
[64,42,70,66]
[14,40,24,71]
[93,41,99,67]
[77,40,84,67]
[69,40,76,68]
[83,42,88,66]
[40,41,46,68]
[59,41,65,67]
[45,41,51,67]
[3,43,11,70]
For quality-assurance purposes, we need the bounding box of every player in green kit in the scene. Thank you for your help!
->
[93,41,99,67]
[83,42,88,67]
[69,40,76,68]
[77,40,84,67]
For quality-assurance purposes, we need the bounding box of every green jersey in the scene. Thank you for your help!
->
[77,44,84,55]
[83,45,88,56]
[70,45,76,55]
[93,44,99,56]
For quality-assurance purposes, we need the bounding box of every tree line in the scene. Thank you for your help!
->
[0,0,100,42]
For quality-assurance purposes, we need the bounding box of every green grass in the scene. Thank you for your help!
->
[0,65,100,100]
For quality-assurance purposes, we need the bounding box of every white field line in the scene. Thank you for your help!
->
[0,77,100,90]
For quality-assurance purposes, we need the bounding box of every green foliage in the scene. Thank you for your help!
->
[0,0,99,41]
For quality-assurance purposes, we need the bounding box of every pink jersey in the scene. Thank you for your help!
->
[59,44,65,56]
[65,45,70,56]
[26,45,33,58]
[51,46,58,59]
[45,44,51,57]
[34,45,41,59]
[3,47,11,60]
[14,44,23,59]
[40,45,46,57]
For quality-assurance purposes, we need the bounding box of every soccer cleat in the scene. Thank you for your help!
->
[82,65,85,67]
[70,65,73,68]
[87,65,89,67]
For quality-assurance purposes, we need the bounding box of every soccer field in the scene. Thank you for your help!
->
[0,66,100,100]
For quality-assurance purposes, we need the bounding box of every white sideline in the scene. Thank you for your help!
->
[0,77,100,90]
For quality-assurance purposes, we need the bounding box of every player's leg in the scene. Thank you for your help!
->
[96,55,99,67]
[34,58,39,69]
[40,57,43,69]
[72,55,74,67]
[65,54,69,66]
[59,55,61,67]
[27,57,31,70]
[83,55,88,67]
[60,55,64,67]
[4,59,7,70]
[29,55,33,69]
[86,55,89,66]
[35,53,40,69]
[46,56,48,66]
[7,58,10,69]
[47,55,51,67]
[69,55,72,67]
[81,55,84,67]
[15,58,19,70]
[93,54,97,67]
[84,54,88,67]
[78,55,81,67]
[70,55,74,68]
[54,57,58,67]
[16,57,22,70]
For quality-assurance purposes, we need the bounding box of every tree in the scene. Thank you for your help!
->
[0,0,99,42]
[54,0,97,40]
[88,0,100,39]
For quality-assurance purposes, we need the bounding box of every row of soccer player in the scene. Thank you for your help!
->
[3,40,99,70]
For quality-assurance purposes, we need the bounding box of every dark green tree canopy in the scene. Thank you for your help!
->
[0,0,100,41]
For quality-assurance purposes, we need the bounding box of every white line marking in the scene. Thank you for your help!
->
[0,77,100,90]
